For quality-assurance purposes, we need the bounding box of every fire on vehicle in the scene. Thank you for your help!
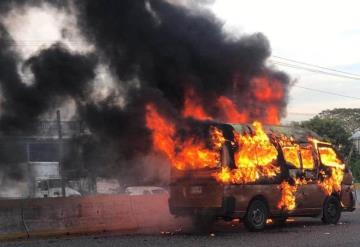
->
[146,104,356,231]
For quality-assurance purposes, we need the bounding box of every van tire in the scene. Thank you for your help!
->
[321,195,341,224]
[244,199,268,231]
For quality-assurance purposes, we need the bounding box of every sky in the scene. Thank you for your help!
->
[2,0,360,123]
[210,0,360,122]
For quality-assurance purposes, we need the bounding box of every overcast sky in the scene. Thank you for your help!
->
[211,0,360,123]
[2,0,360,123]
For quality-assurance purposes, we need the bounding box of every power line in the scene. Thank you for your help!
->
[294,85,360,100]
[287,112,317,116]
[270,56,360,101]
[5,40,360,101]
[271,61,360,80]
[272,55,360,78]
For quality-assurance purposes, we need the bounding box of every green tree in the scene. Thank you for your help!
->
[297,116,352,158]
[296,116,360,181]
[318,108,360,133]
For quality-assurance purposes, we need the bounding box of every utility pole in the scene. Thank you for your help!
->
[57,110,66,197]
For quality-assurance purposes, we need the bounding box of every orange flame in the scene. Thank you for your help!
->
[317,147,344,195]
[282,146,301,168]
[216,96,248,123]
[182,85,282,124]
[266,105,280,125]
[300,145,315,170]
[146,104,225,170]
[277,178,307,211]
[252,76,284,102]
[182,89,212,121]
[147,102,345,211]
[318,147,345,170]
[214,121,280,184]
[309,139,345,195]
[318,168,344,195]
[277,181,297,210]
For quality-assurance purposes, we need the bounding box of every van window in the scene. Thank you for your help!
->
[300,146,315,170]
[282,146,301,169]
[318,146,343,168]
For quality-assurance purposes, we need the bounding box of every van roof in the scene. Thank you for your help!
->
[229,123,322,143]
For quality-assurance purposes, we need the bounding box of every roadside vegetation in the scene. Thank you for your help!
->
[291,108,360,182]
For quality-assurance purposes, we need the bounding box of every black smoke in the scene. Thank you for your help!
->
[74,0,290,133]
[0,38,97,132]
[0,0,291,182]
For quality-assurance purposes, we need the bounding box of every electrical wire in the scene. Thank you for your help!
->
[271,61,360,80]
[272,55,360,78]
[293,85,360,100]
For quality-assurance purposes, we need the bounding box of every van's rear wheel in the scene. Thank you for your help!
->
[322,195,341,224]
[244,199,268,231]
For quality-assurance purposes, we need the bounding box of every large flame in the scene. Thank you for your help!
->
[181,80,282,124]
[251,75,284,125]
[318,146,345,170]
[147,102,345,212]
[146,104,225,170]
[277,178,306,211]
[182,88,213,121]
[317,146,345,195]
[277,181,297,210]
[300,145,315,170]
[214,121,280,184]
[216,96,248,123]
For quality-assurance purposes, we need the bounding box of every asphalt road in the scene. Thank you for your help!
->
[3,212,360,247]
[2,193,360,247]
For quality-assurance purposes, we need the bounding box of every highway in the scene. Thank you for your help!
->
[2,193,359,247]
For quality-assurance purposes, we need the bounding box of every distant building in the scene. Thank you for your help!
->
[0,120,88,165]
[350,130,360,154]
[0,120,92,197]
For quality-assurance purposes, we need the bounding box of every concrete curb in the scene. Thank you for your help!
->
[0,194,183,241]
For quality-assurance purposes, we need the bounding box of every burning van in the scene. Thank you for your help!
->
[165,121,356,231]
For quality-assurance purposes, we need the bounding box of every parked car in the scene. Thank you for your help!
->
[125,186,167,196]
[35,178,81,198]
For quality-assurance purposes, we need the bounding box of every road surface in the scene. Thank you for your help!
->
[2,192,359,247]
[2,212,359,247]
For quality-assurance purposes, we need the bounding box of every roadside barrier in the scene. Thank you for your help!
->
[0,199,28,240]
[0,194,184,240]
[131,194,175,229]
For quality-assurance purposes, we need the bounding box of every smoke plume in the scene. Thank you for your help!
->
[0,0,291,182]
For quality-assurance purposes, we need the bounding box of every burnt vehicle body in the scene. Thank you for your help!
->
[168,124,356,231]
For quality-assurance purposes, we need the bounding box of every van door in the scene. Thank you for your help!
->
[281,145,306,211]
[299,145,325,211]
[169,145,227,211]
